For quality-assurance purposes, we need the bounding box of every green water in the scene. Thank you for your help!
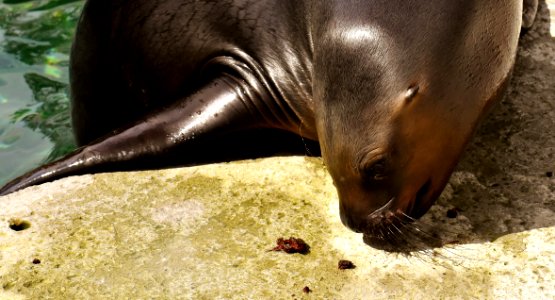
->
[0,0,83,186]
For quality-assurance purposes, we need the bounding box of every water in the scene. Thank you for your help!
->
[0,0,83,186]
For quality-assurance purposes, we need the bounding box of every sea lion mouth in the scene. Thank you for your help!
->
[364,177,433,226]
[411,178,432,217]
[360,178,437,252]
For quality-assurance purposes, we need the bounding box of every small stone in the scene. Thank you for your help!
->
[338,259,356,270]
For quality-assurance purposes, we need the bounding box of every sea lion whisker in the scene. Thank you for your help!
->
[403,246,452,267]
[384,223,405,244]
[370,216,428,253]
[367,197,396,219]
[416,220,464,238]
[389,222,430,253]
[396,212,465,247]
[399,211,470,240]
[404,222,446,245]
[390,232,470,270]
[424,248,476,270]
[398,211,418,222]
[390,216,480,267]
[392,214,446,247]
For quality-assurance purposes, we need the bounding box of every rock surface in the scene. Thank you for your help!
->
[1,2,554,299]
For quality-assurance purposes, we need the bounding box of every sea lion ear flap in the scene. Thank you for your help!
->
[521,0,538,32]
[404,84,419,103]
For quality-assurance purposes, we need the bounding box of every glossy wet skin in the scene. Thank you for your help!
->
[0,0,532,249]
[312,1,522,237]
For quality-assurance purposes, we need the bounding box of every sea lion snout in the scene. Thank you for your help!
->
[336,173,434,236]
[335,165,443,252]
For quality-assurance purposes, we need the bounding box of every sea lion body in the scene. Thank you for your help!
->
[71,0,316,145]
[0,0,538,249]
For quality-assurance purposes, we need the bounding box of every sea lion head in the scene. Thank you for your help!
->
[313,21,503,249]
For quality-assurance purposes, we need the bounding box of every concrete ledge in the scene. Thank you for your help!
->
[1,156,555,299]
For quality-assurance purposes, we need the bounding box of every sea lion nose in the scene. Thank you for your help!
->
[339,175,435,234]
[338,188,393,233]
[339,207,360,232]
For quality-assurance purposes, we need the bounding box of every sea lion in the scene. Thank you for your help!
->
[0,0,538,250]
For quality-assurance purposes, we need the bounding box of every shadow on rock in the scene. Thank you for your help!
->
[424,0,555,247]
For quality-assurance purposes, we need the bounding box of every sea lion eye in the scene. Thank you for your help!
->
[361,157,388,181]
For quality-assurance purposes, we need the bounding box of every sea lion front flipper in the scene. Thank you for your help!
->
[0,74,290,196]
[522,0,538,31]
